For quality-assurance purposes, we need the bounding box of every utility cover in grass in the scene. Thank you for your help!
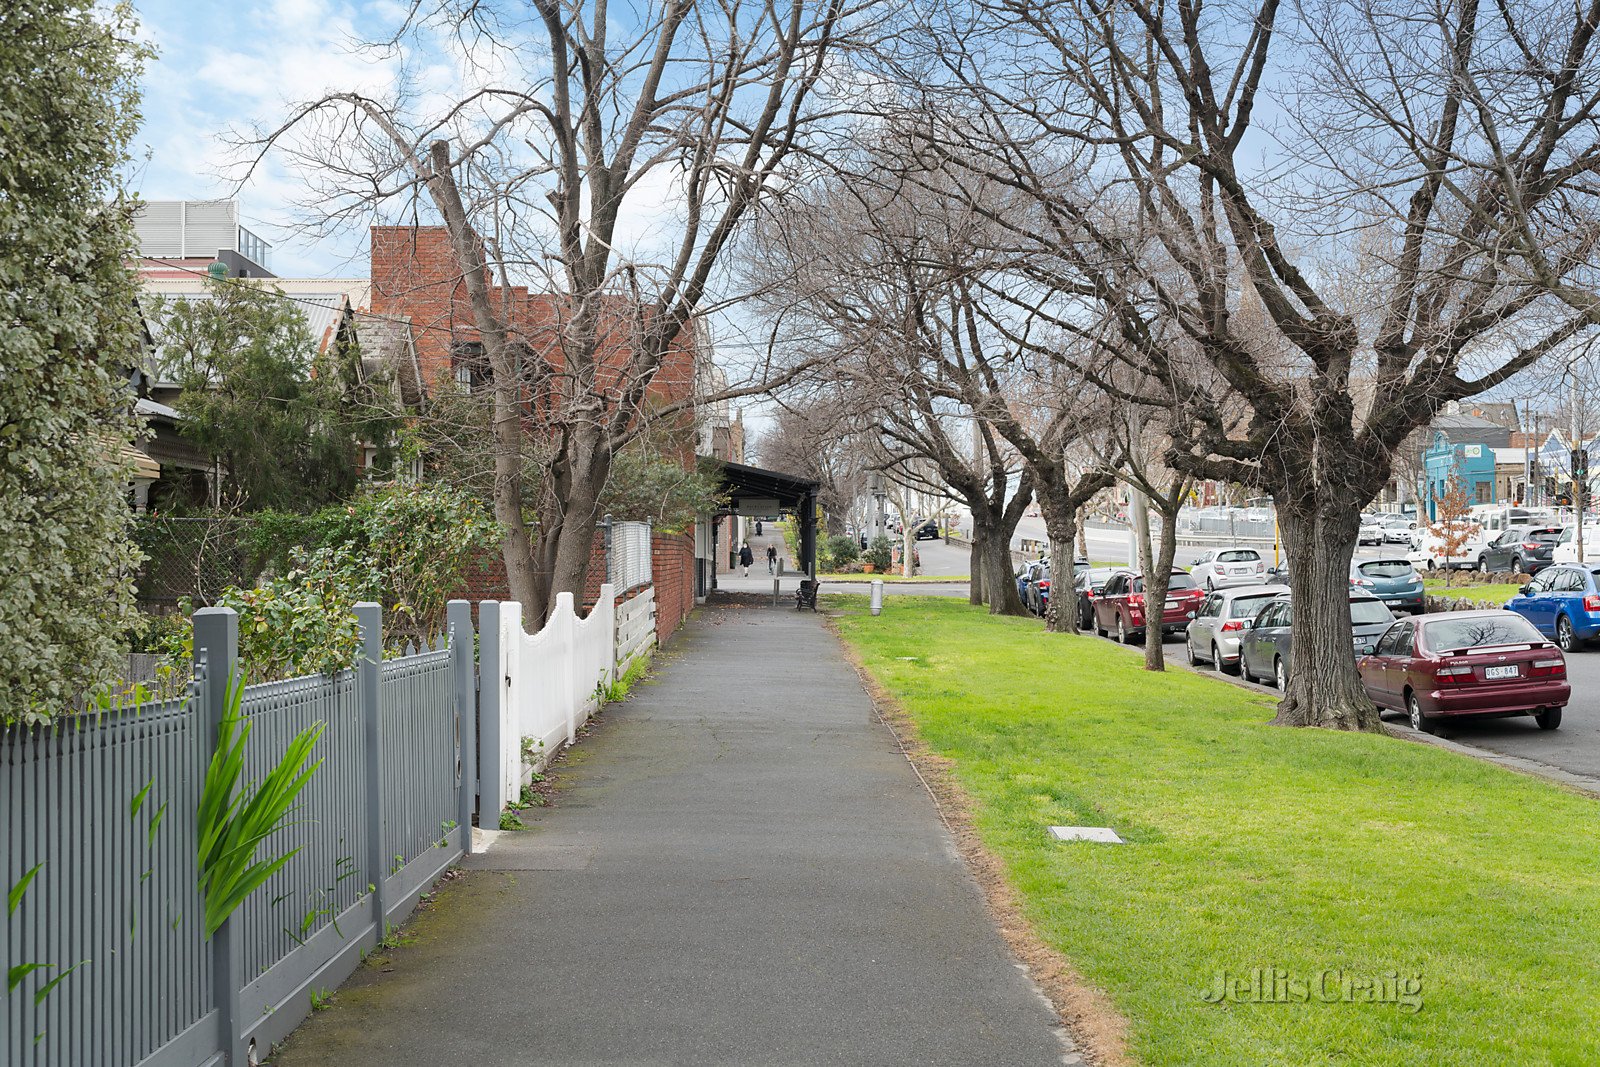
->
[1048,826,1124,844]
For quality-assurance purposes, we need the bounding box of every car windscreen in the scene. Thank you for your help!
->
[1423,614,1543,650]
[1217,550,1259,562]
[1527,528,1561,543]
[1349,599,1394,625]
[1359,560,1415,579]
[1229,594,1277,619]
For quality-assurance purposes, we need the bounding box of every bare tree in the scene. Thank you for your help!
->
[899,0,1600,729]
[242,0,865,625]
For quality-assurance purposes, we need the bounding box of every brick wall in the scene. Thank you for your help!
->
[651,532,696,645]
[369,224,700,405]
[450,530,609,609]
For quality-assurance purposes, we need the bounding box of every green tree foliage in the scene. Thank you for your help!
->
[0,1,149,722]
[152,278,384,511]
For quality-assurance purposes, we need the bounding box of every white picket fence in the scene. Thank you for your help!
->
[478,583,658,828]
[616,586,657,673]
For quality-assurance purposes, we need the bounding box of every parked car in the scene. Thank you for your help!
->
[1359,611,1568,732]
[1550,524,1600,565]
[1358,517,1385,546]
[1381,516,1416,544]
[913,519,941,541]
[1475,525,1561,575]
[1189,547,1267,591]
[1185,585,1289,673]
[1075,567,1125,629]
[1349,558,1425,614]
[1239,592,1394,689]
[1092,570,1205,643]
[1015,560,1045,611]
[1029,558,1090,617]
[1504,563,1600,651]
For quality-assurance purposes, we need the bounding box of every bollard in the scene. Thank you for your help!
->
[870,578,884,616]
[773,574,781,607]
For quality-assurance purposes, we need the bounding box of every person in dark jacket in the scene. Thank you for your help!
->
[739,541,754,577]
[766,544,778,573]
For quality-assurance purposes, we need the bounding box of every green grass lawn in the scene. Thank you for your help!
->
[832,595,1600,1066]
[1423,579,1522,605]
[818,572,968,583]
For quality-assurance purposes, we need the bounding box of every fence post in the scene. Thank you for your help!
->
[194,607,244,1067]
[477,601,506,833]
[355,603,388,941]
[448,599,477,855]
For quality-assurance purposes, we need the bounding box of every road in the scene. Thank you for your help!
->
[1137,628,1600,783]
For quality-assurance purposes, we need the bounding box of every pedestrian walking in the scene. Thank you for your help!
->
[739,541,754,577]
[766,544,778,574]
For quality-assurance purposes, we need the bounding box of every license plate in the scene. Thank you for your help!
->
[1485,665,1519,680]
[1165,599,1178,609]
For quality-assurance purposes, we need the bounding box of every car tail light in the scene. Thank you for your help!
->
[1523,542,1543,551]
[1352,577,1374,587]
[1038,580,1050,590]
[1434,662,1473,685]
[1256,562,1264,572]
[1220,620,1246,632]
[1531,658,1566,677]
[1585,595,1600,612]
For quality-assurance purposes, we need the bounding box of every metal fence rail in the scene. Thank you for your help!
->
[2,601,478,1067]
[3,694,212,1067]
[607,520,653,594]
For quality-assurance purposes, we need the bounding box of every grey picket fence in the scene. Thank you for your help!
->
[2,600,478,1067]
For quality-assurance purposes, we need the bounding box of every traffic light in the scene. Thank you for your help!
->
[1574,448,1588,484]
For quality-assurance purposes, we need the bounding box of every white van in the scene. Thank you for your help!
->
[1551,525,1600,565]
[1408,522,1482,571]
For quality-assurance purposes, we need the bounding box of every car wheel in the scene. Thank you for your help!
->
[1117,616,1130,644]
[1407,691,1437,734]
[1511,555,1524,575]
[1273,657,1287,691]
[1425,559,1435,571]
[1479,556,1490,574]
[1212,642,1230,674]
[1204,577,1214,592]
[1240,655,1255,683]
[1094,614,1106,638]
[1536,707,1563,731]
[1557,615,1577,652]
[1187,639,1201,666]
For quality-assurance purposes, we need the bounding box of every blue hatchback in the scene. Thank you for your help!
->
[1504,564,1600,652]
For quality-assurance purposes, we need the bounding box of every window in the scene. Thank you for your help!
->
[450,340,490,392]
[1476,482,1493,504]
[1374,626,1403,657]
[1423,615,1542,650]
[1349,599,1394,625]
[1229,594,1277,621]
[1167,573,1199,590]
[1555,569,1585,593]
[1195,551,1213,564]
[1393,623,1415,656]
[1526,571,1554,594]
[1217,550,1260,563]
[1359,560,1416,579]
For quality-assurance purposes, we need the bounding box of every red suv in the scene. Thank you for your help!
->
[1092,570,1205,644]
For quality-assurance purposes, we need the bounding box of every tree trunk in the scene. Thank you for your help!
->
[1142,508,1181,670]
[1273,503,1380,730]
[983,531,1028,616]
[1036,491,1080,632]
[968,531,985,606]
[1076,509,1089,562]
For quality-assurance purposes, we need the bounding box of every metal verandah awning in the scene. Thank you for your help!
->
[709,459,820,577]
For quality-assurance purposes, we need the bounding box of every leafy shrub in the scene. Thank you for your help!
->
[823,535,859,570]
[864,535,894,571]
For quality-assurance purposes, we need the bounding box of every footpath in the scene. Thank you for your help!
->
[273,597,1075,1066]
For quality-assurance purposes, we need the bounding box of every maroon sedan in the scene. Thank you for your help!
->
[1359,610,1569,733]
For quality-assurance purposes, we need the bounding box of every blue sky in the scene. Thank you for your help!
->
[132,0,413,277]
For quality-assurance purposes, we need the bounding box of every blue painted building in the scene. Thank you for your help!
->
[1423,431,1499,517]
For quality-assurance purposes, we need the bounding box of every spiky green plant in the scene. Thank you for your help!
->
[196,671,325,938]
